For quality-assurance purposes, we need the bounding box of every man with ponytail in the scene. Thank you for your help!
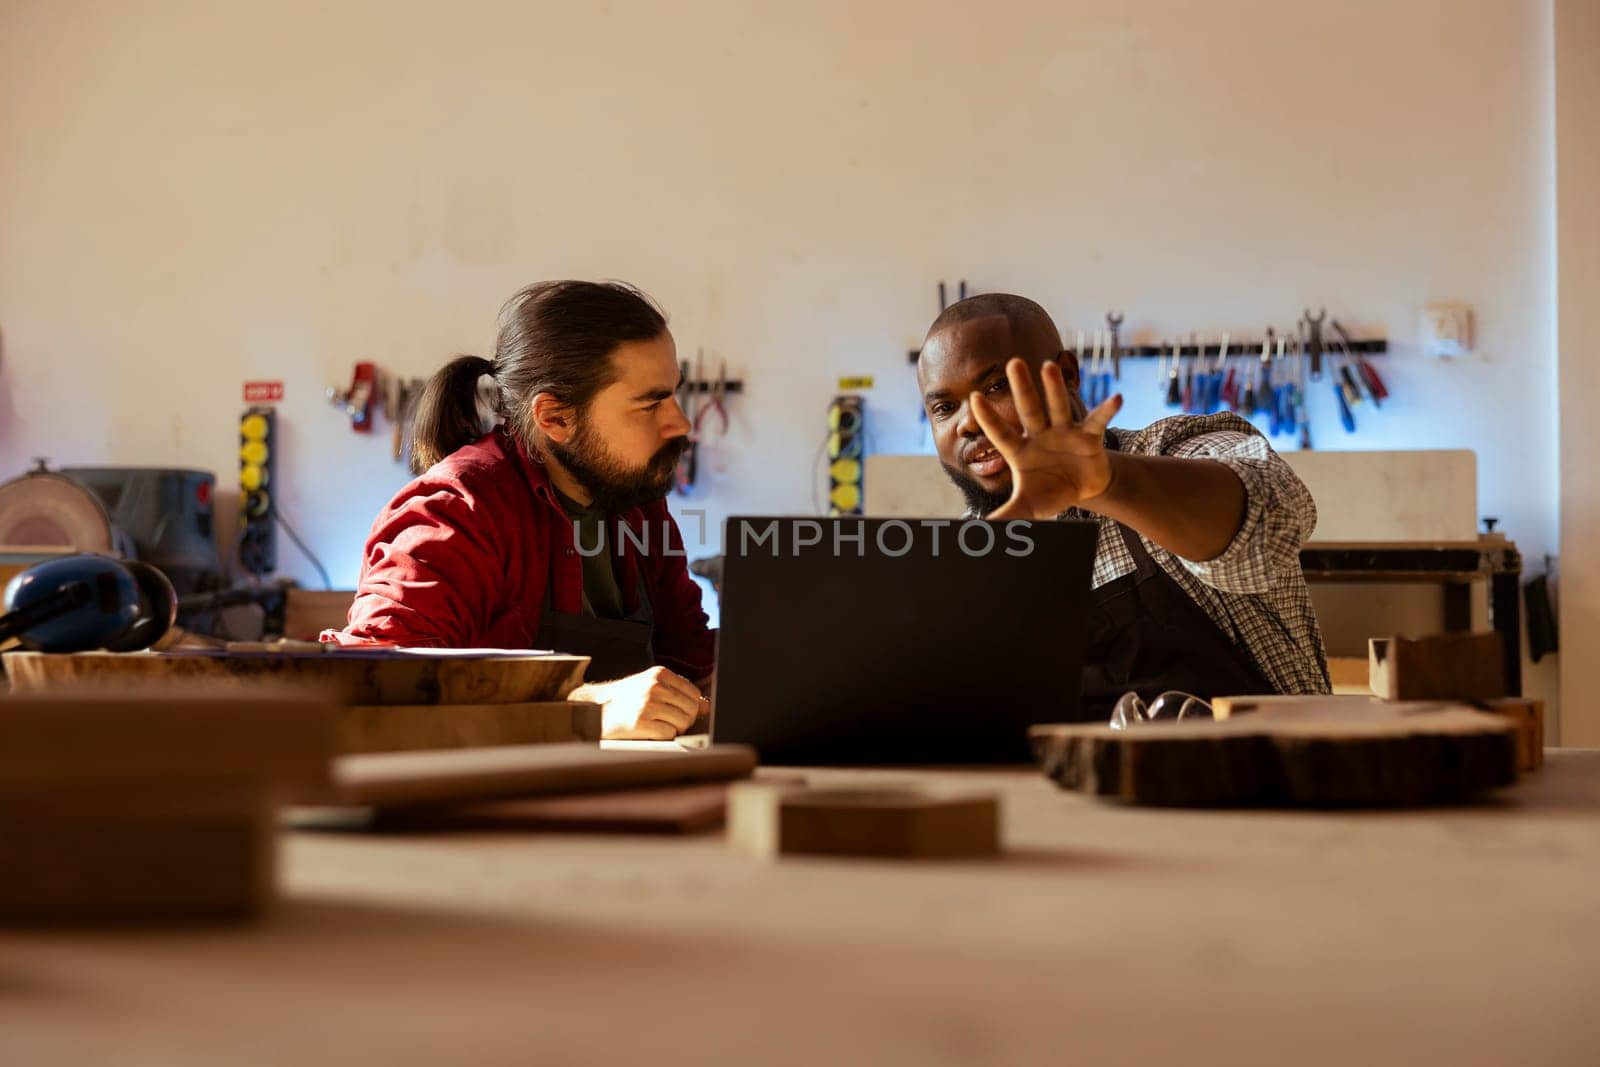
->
[326,281,714,741]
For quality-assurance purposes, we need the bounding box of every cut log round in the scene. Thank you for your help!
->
[1029,702,1519,808]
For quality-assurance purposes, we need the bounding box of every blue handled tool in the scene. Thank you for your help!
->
[1335,379,1356,432]
[1095,331,1114,408]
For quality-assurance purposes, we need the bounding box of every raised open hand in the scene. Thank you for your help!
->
[970,358,1123,520]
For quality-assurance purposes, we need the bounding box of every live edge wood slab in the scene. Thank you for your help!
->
[3,649,591,706]
[1029,698,1519,808]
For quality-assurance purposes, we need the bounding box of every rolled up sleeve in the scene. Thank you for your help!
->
[1162,420,1318,594]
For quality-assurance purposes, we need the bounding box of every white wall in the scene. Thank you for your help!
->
[0,0,1563,703]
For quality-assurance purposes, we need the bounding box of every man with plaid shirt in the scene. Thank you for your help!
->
[918,294,1330,719]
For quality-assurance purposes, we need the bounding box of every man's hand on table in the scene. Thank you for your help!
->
[572,666,711,740]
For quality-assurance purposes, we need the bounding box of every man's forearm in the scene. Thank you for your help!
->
[1080,453,1247,563]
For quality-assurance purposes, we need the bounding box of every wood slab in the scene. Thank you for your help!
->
[333,701,602,755]
[1369,633,1506,702]
[298,742,758,809]
[728,783,1001,859]
[3,649,590,705]
[346,781,737,834]
[1030,702,1518,807]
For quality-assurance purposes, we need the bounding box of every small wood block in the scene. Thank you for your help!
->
[1369,634,1506,702]
[3,649,590,706]
[1031,701,1518,808]
[1483,698,1544,772]
[728,783,1001,859]
[281,589,356,641]
[300,742,758,809]
[332,701,602,755]
[1326,656,1373,694]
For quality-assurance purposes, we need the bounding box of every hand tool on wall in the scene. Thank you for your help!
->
[1225,343,1238,413]
[1332,331,1356,433]
[1303,308,1327,381]
[1106,311,1124,380]
[1094,331,1114,407]
[1082,333,1096,407]
[1255,333,1275,417]
[675,354,699,495]
[1075,331,1088,399]
[1206,333,1230,414]
[1181,336,1196,413]
[1081,333,1096,407]
[695,360,730,451]
[1332,318,1388,404]
[328,362,378,433]
[1298,347,1313,450]
[1339,355,1364,409]
[1273,335,1286,431]
[1164,339,1182,407]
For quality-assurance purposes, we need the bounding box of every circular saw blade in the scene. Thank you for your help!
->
[0,473,114,553]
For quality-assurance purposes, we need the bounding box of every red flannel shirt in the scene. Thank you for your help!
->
[324,428,716,681]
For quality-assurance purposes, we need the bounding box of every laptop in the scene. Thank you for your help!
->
[710,516,1098,764]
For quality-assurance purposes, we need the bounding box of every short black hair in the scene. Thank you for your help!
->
[923,293,1063,351]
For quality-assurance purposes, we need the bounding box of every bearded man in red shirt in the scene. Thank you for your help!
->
[327,281,714,741]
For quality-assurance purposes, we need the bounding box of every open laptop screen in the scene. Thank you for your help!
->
[711,517,1097,764]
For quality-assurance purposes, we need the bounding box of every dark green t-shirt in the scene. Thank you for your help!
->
[552,487,626,620]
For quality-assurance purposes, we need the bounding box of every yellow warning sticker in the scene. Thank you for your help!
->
[837,376,875,390]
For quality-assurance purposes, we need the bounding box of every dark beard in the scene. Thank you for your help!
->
[941,462,1012,517]
[546,423,690,515]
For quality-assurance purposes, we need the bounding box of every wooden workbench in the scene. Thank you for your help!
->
[3,753,1598,1065]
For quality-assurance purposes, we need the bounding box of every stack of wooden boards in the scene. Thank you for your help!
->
[1031,631,1544,808]
[0,648,761,920]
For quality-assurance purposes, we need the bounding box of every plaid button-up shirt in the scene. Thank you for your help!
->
[973,413,1331,695]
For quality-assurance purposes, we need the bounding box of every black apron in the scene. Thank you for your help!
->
[1079,500,1277,722]
[538,530,656,684]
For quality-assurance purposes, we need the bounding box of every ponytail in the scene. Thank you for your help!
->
[410,354,496,473]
